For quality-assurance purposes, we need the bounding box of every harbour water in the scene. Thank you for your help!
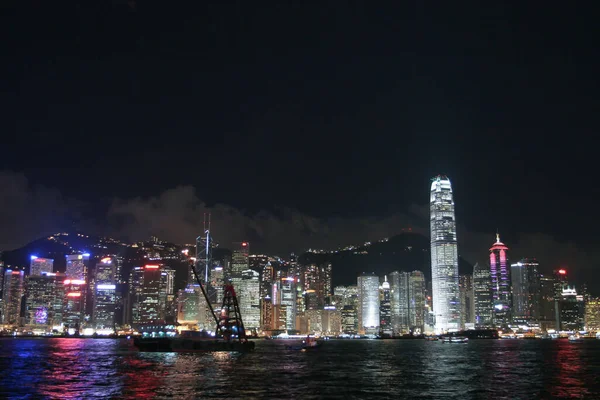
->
[1,338,599,399]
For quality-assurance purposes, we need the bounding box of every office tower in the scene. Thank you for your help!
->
[357,272,380,335]
[25,273,57,331]
[389,271,409,335]
[538,274,557,331]
[94,258,117,332]
[303,263,332,309]
[51,274,67,328]
[238,269,260,330]
[430,175,460,332]
[459,274,475,329]
[2,268,25,325]
[231,242,250,281]
[511,258,541,324]
[552,268,569,329]
[560,285,584,331]
[261,295,273,330]
[473,262,493,328]
[160,267,176,321]
[409,271,426,333]
[127,267,144,325]
[380,276,392,335]
[274,276,297,330]
[322,305,341,335]
[65,254,90,281]
[260,262,274,300]
[585,297,600,332]
[342,304,358,334]
[29,256,54,276]
[63,278,87,333]
[138,265,161,325]
[209,265,225,305]
[489,234,511,327]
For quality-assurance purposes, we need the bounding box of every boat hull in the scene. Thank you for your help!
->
[133,337,255,353]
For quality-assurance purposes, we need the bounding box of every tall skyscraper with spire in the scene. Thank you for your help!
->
[489,233,511,327]
[430,175,460,332]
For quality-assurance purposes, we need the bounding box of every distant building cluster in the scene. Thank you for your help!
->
[0,176,597,338]
[428,175,594,336]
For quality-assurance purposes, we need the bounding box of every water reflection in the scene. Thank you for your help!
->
[1,338,600,398]
[549,341,590,398]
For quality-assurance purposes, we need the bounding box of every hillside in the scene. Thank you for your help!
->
[298,232,473,286]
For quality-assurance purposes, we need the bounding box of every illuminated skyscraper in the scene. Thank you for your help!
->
[357,272,380,335]
[389,271,409,334]
[473,262,493,328]
[65,254,90,281]
[459,274,475,329]
[489,234,511,327]
[303,263,332,309]
[230,242,250,280]
[160,267,176,321]
[139,265,161,324]
[274,276,297,330]
[63,278,87,332]
[25,273,57,331]
[408,271,426,333]
[94,258,117,331]
[2,269,25,325]
[238,269,260,330]
[511,258,541,324]
[430,175,460,332]
[585,297,600,332]
[29,256,54,276]
[379,276,392,335]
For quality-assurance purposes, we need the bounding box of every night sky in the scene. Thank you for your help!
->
[2,3,598,288]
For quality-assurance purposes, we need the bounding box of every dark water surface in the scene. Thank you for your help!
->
[0,338,599,399]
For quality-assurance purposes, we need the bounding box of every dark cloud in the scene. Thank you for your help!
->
[0,171,75,250]
[107,185,426,255]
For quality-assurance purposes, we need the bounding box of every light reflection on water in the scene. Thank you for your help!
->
[0,338,599,399]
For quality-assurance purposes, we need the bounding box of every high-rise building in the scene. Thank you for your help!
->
[389,271,408,334]
[380,276,392,335]
[511,258,541,324]
[585,297,600,332]
[553,268,569,330]
[160,267,176,322]
[65,254,90,281]
[539,274,557,331]
[459,274,475,329]
[357,273,380,335]
[230,242,250,280]
[138,265,162,325]
[261,295,274,331]
[408,271,426,333]
[94,257,117,331]
[2,268,25,326]
[489,234,511,327]
[341,305,358,334]
[25,273,57,331]
[238,269,260,330]
[322,305,341,335]
[303,263,332,309]
[29,256,54,276]
[430,175,460,332]
[473,262,493,328]
[274,277,297,331]
[560,286,584,331]
[63,278,87,333]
